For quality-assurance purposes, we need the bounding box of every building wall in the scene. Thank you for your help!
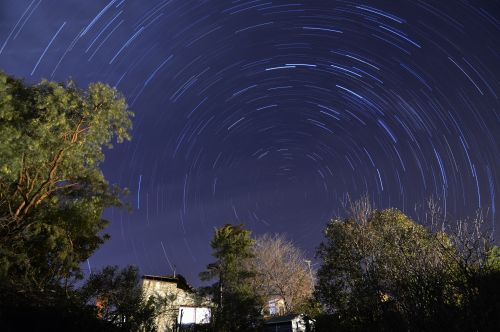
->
[142,279,204,332]
[267,297,286,316]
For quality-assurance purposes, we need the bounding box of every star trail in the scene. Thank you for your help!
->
[0,0,498,284]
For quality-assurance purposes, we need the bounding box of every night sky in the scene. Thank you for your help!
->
[1,0,499,285]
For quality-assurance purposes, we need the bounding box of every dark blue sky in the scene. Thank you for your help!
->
[1,0,499,285]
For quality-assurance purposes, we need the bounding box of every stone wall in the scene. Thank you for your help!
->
[142,278,209,331]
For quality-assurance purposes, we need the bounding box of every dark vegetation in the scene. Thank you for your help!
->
[0,71,143,331]
[199,224,263,332]
[313,198,500,331]
[1,72,499,331]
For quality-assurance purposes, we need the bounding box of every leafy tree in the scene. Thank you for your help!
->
[249,234,314,315]
[199,224,262,331]
[315,208,461,331]
[469,245,500,330]
[80,265,169,332]
[0,71,132,291]
[486,245,500,269]
[446,219,500,331]
[422,201,500,331]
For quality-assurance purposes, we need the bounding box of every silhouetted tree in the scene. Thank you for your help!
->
[199,224,262,331]
[80,265,169,331]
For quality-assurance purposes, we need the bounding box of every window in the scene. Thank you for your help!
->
[178,307,211,325]
[269,300,277,315]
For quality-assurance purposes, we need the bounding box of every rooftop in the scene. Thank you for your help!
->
[142,274,194,292]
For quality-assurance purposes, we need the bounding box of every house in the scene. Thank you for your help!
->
[264,313,315,332]
[141,274,211,332]
[266,296,286,316]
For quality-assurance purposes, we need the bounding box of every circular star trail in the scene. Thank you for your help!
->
[1,0,499,283]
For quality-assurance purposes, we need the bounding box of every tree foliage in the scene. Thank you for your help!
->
[0,284,121,332]
[0,71,132,291]
[199,224,262,332]
[80,265,169,332]
[315,206,500,331]
[249,234,313,314]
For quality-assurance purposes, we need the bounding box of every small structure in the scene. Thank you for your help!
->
[267,296,286,316]
[264,313,314,332]
[142,274,211,331]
